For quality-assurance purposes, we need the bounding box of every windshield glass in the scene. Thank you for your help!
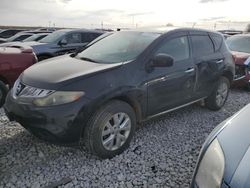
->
[23,34,43,42]
[226,35,250,53]
[6,34,21,42]
[76,31,160,64]
[39,30,67,43]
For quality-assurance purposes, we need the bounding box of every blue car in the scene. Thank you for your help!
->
[191,103,250,188]
[26,29,104,61]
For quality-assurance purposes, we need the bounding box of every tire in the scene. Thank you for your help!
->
[82,100,136,159]
[0,81,8,107]
[205,76,230,111]
[245,83,250,92]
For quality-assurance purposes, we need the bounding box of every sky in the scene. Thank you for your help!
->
[0,0,249,30]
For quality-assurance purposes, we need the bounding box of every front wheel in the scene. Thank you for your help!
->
[82,100,136,159]
[205,76,230,111]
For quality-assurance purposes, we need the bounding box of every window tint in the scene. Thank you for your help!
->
[156,36,190,62]
[81,33,102,43]
[14,35,31,41]
[191,35,214,57]
[65,33,81,44]
[211,35,223,51]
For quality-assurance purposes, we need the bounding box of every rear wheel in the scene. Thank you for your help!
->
[82,100,136,159]
[0,81,8,107]
[205,76,230,111]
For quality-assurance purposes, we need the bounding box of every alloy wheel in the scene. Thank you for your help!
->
[101,112,131,151]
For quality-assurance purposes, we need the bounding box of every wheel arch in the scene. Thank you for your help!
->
[222,70,234,85]
[0,75,10,86]
[111,95,143,124]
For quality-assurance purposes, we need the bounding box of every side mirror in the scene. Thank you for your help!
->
[58,38,67,46]
[151,53,174,68]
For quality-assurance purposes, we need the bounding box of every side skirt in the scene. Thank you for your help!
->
[145,97,206,121]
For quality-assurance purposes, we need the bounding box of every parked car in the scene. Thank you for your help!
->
[0,29,25,39]
[218,29,243,36]
[23,33,49,42]
[191,103,250,188]
[0,45,37,106]
[0,33,51,48]
[26,29,104,61]
[226,34,250,90]
[4,28,234,158]
[0,32,34,43]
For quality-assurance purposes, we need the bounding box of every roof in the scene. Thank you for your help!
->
[127,26,222,35]
[55,28,105,34]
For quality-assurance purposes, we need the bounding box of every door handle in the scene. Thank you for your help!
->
[185,68,195,73]
[216,59,224,64]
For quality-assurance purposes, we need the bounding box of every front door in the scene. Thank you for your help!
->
[147,33,196,116]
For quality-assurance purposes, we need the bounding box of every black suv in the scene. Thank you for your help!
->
[4,28,235,158]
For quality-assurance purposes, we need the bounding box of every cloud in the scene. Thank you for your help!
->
[59,0,72,3]
[126,12,154,17]
[200,16,226,21]
[199,0,228,3]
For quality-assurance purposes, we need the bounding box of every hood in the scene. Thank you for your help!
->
[24,41,46,46]
[232,51,250,65]
[27,41,51,55]
[0,41,22,47]
[0,46,23,54]
[21,54,123,90]
[216,104,250,185]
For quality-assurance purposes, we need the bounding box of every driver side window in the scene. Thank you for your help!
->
[64,33,81,44]
[156,36,190,62]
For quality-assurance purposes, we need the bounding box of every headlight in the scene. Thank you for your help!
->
[33,91,84,106]
[195,139,225,188]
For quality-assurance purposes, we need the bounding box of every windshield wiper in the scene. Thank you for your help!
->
[79,57,99,63]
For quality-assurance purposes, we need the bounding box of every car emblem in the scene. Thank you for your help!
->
[16,83,22,95]
[14,82,25,97]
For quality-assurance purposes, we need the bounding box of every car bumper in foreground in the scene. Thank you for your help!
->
[4,92,90,144]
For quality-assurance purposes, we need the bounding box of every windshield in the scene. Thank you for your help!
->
[226,35,250,53]
[6,34,21,42]
[23,34,44,42]
[76,31,160,64]
[39,30,67,43]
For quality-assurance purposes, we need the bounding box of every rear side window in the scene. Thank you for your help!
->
[81,33,102,43]
[65,33,81,44]
[155,36,190,62]
[211,35,223,51]
[191,35,214,57]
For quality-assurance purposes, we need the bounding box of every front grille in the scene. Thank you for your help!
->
[234,64,247,80]
[13,79,54,98]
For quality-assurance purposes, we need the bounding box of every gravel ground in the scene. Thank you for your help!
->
[0,89,250,188]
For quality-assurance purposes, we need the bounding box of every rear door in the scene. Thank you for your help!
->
[147,32,197,116]
[190,32,225,98]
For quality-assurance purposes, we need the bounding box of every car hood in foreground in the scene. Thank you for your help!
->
[216,103,250,186]
[21,54,123,90]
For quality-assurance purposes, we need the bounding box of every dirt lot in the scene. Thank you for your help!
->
[0,89,249,188]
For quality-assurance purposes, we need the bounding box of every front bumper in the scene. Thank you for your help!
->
[4,91,91,144]
[233,64,250,88]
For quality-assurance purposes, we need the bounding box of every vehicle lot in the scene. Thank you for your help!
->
[0,88,250,188]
